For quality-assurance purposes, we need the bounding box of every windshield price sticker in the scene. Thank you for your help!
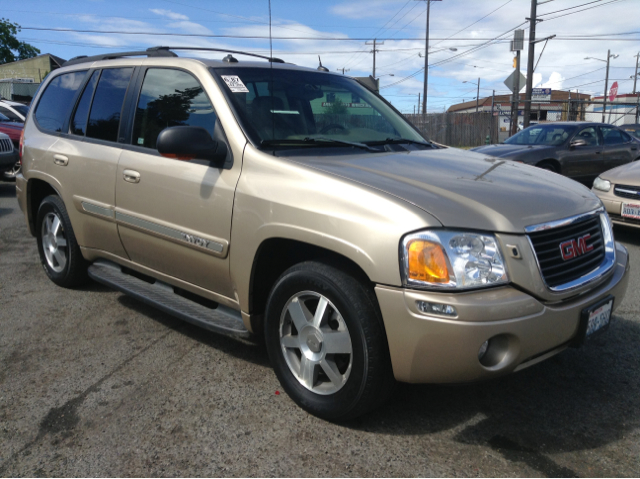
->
[221,75,249,93]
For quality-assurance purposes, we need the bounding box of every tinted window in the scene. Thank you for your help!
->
[13,105,29,117]
[0,105,22,122]
[35,71,87,132]
[71,70,99,136]
[575,127,600,146]
[132,69,216,150]
[504,124,576,145]
[601,127,625,145]
[86,68,133,142]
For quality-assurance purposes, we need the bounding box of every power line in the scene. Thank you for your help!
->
[537,0,604,17]
[542,0,626,22]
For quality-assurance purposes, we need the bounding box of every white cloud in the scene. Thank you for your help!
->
[167,21,212,35]
[150,9,189,21]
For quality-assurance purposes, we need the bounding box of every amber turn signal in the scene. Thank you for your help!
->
[407,239,450,283]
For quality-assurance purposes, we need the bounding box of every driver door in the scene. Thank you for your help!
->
[563,126,605,181]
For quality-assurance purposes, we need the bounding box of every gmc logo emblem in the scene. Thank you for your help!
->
[559,234,594,261]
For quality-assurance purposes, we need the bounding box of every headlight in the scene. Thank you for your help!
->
[401,230,509,290]
[593,177,611,192]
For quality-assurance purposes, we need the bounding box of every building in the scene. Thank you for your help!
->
[0,53,66,82]
[448,90,592,141]
[0,54,66,103]
[587,93,640,126]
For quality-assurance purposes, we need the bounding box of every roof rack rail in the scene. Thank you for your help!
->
[63,47,178,67]
[62,46,284,67]
[157,46,284,63]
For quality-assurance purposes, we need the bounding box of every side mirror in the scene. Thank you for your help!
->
[570,138,588,148]
[157,126,227,165]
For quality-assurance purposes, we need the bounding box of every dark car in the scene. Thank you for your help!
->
[621,124,640,139]
[0,112,23,181]
[472,122,640,184]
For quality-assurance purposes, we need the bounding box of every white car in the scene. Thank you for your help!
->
[0,98,29,122]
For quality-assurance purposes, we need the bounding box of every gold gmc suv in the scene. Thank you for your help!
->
[15,47,630,420]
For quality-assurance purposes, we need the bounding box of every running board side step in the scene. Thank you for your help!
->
[88,260,250,338]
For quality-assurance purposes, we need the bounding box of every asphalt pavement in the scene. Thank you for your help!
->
[1,181,640,477]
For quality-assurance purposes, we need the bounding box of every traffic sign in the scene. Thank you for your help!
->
[504,70,526,94]
[609,81,618,102]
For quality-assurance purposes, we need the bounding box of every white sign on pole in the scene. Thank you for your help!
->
[532,88,552,103]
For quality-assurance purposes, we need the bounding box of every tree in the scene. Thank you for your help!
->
[0,18,40,65]
[327,98,348,115]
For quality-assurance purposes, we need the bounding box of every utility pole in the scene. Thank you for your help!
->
[476,77,480,113]
[336,67,350,75]
[365,39,383,78]
[491,90,495,143]
[523,0,538,129]
[511,50,521,136]
[603,49,611,124]
[633,52,639,94]
[418,93,421,115]
[415,0,442,119]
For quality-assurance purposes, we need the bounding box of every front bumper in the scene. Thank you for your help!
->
[597,192,640,229]
[376,242,630,383]
[0,149,18,173]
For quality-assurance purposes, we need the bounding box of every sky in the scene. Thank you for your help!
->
[3,0,639,113]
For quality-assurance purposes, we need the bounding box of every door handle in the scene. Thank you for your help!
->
[123,169,141,183]
[595,150,601,154]
[53,154,69,166]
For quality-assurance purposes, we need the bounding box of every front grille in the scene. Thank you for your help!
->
[0,138,13,153]
[528,216,605,288]
[614,184,640,200]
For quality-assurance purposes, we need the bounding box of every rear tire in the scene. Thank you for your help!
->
[264,261,395,421]
[36,195,88,288]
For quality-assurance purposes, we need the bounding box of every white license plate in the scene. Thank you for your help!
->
[621,202,640,219]
[586,299,612,336]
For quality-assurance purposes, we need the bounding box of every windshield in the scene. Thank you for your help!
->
[0,112,10,122]
[213,67,426,148]
[623,125,640,138]
[13,105,29,117]
[505,124,577,146]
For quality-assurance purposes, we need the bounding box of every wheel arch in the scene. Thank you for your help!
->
[248,237,376,334]
[26,177,62,236]
[536,158,561,173]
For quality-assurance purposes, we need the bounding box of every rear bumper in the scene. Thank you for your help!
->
[375,242,630,383]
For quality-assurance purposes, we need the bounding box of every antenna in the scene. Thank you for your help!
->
[317,55,329,72]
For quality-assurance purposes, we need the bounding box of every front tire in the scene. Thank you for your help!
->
[36,195,87,288]
[265,261,394,420]
[2,161,21,182]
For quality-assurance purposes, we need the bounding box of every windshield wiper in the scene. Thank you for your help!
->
[366,138,434,148]
[261,137,379,152]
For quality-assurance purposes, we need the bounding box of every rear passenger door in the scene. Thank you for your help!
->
[601,126,635,170]
[115,67,240,299]
[31,68,134,257]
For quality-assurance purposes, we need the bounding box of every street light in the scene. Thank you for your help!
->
[463,78,481,113]
[585,51,618,122]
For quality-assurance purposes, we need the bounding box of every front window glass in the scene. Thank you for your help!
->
[132,68,216,150]
[35,70,87,132]
[86,68,133,142]
[214,67,425,148]
[505,125,575,146]
[575,127,600,146]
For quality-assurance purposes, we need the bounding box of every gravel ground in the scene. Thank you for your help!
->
[1,181,640,477]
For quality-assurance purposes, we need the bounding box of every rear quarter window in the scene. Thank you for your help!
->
[35,71,88,132]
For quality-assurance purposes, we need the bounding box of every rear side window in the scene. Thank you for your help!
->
[601,127,625,145]
[71,70,99,136]
[35,71,87,132]
[132,68,216,150]
[86,68,134,142]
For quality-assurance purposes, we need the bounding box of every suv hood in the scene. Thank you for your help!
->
[296,148,600,233]
[471,143,554,158]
